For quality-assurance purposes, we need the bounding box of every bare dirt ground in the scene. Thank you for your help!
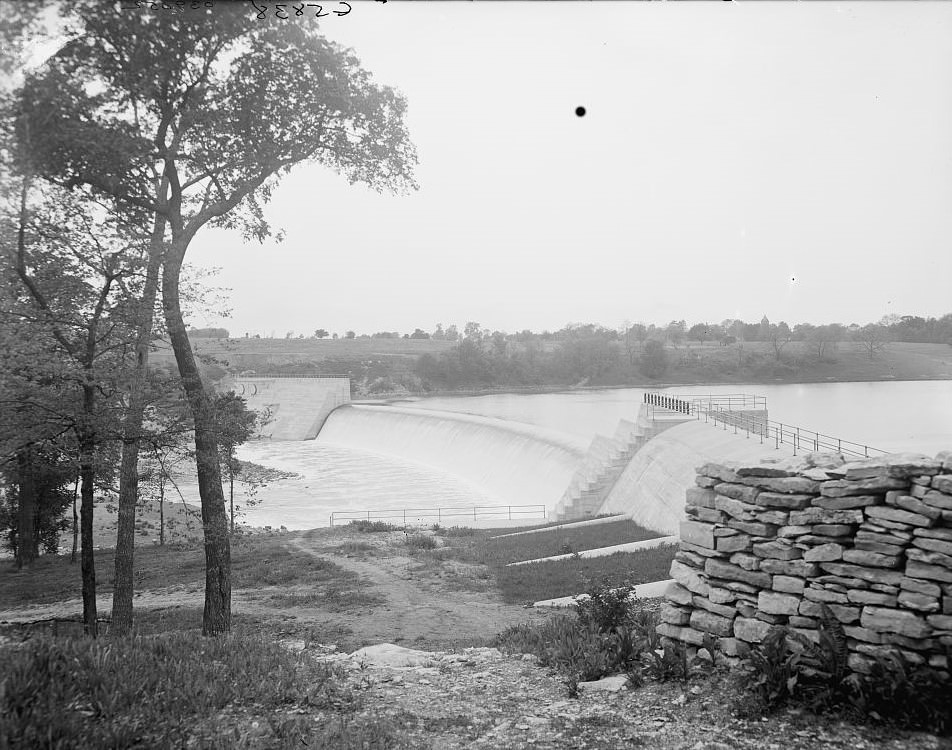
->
[2,527,949,749]
[0,527,546,648]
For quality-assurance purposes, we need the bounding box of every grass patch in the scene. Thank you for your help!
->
[494,546,677,603]
[431,525,477,537]
[268,588,384,612]
[480,518,660,563]
[0,632,366,749]
[0,534,354,607]
[331,541,378,556]
[488,514,622,535]
[393,521,673,602]
[348,520,400,533]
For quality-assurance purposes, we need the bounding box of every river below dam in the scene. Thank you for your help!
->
[234,380,952,530]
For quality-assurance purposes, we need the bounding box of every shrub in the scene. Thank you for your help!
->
[574,579,636,632]
[349,520,399,533]
[495,581,661,685]
[736,612,952,735]
[433,525,476,537]
[405,533,437,550]
[842,651,952,734]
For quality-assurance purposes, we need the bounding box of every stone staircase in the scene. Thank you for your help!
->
[552,405,694,522]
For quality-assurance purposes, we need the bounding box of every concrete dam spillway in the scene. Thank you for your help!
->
[227,377,806,532]
[315,403,789,532]
[317,404,590,510]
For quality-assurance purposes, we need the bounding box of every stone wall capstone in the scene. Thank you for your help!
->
[659,450,952,675]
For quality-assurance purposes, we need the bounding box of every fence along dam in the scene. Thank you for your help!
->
[229,378,916,533]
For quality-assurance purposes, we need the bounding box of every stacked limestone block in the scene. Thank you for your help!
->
[659,450,952,675]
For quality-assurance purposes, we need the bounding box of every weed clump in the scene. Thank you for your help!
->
[734,608,952,735]
[405,533,438,550]
[495,580,666,687]
[432,525,477,537]
[349,520,399,533]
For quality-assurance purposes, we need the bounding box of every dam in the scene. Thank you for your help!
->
[227,379,952,533]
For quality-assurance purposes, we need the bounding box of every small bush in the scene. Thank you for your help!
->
[843,651,952,734]
[736,614,952,735]
[405,533,438,550]
[575,579,636,632]
[349,520,399,533]
[495,581,660,685]
[433,525,476,537]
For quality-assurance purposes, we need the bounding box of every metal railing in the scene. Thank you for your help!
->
[642,391,885,459]
[643,392,767,414]
[703,406,885,458]
[329,504,547,527]
[233,373,351,379]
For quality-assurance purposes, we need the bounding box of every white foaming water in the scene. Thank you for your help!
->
[316,404,588,509]
[235,442,499,529]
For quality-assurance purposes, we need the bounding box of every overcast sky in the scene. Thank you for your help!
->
[188,2,952,338]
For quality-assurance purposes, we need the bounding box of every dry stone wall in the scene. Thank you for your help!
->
[659,450,952,675]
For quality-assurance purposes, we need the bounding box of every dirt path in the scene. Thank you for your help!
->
[286,529,547,646]
[1,528,546,649]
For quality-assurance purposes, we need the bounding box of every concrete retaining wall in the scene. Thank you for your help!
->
[659,450,952,675]
[227,377,350,440]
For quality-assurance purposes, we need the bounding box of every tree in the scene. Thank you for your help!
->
[410,328,429,339]
[688,323,712,343]
[313,329,329,339]
[2,182,145,636]
[766,322,793,362]
[212,392,259,535]
[640,339,668,379]
[445,324,459,342]
[344,330,355,339]
[463,321,482,342]
[665,320,685,349]
[0,446,75,560]
[805,323,844,363]
[19,5,417,635]
[855,324,889,360]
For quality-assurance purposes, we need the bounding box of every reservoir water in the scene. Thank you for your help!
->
[237,380,952,529]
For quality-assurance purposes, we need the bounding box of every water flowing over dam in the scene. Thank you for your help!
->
[317,404,590,509]
[228,381,951,530]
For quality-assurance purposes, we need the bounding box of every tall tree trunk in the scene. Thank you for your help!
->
[229,464,234,535]
[78,410,97,638]
[159,476,165,546]
[162,243,230,635]
[71,475,78,563]
[16,448,36,569]
[112,218,164,635]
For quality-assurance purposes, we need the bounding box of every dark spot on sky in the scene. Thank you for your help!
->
[575,106,586,117]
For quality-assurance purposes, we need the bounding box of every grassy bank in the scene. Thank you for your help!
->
[396,519,676,603]
[0,631,409,749]
[0,532,348,607]
[479,518,661,563]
